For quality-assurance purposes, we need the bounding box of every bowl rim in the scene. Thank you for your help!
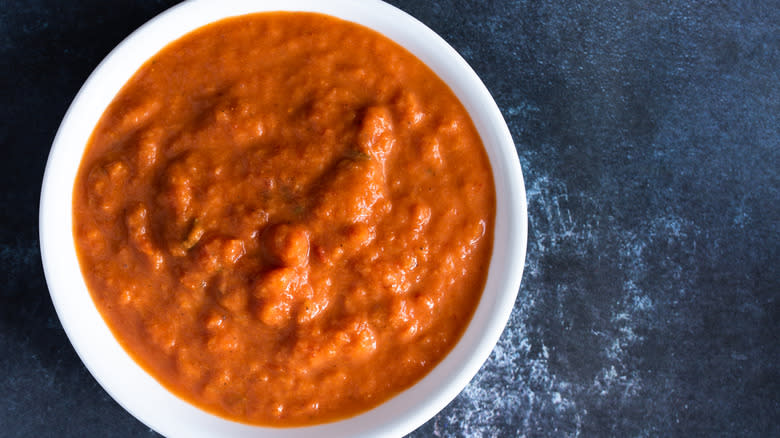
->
[39,0,528,436]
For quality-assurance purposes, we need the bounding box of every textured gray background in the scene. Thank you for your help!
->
[1,0,777,436]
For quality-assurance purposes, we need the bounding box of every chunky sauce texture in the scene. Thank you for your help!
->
[73,12,495,426]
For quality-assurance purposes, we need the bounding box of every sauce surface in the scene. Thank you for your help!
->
[73,12,495,426]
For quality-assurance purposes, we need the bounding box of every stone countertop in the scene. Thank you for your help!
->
[1,0,777,436]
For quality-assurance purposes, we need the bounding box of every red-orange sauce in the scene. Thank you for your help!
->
[73,12,495,425]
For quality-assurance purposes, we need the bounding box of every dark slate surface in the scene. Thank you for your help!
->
[1,0,777,436]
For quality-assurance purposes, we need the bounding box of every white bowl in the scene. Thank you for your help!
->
[39,0,527,436]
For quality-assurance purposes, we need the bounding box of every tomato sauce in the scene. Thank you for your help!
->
[73,12,495,425]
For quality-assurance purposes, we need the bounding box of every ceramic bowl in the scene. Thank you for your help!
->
[39,0,527,436]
